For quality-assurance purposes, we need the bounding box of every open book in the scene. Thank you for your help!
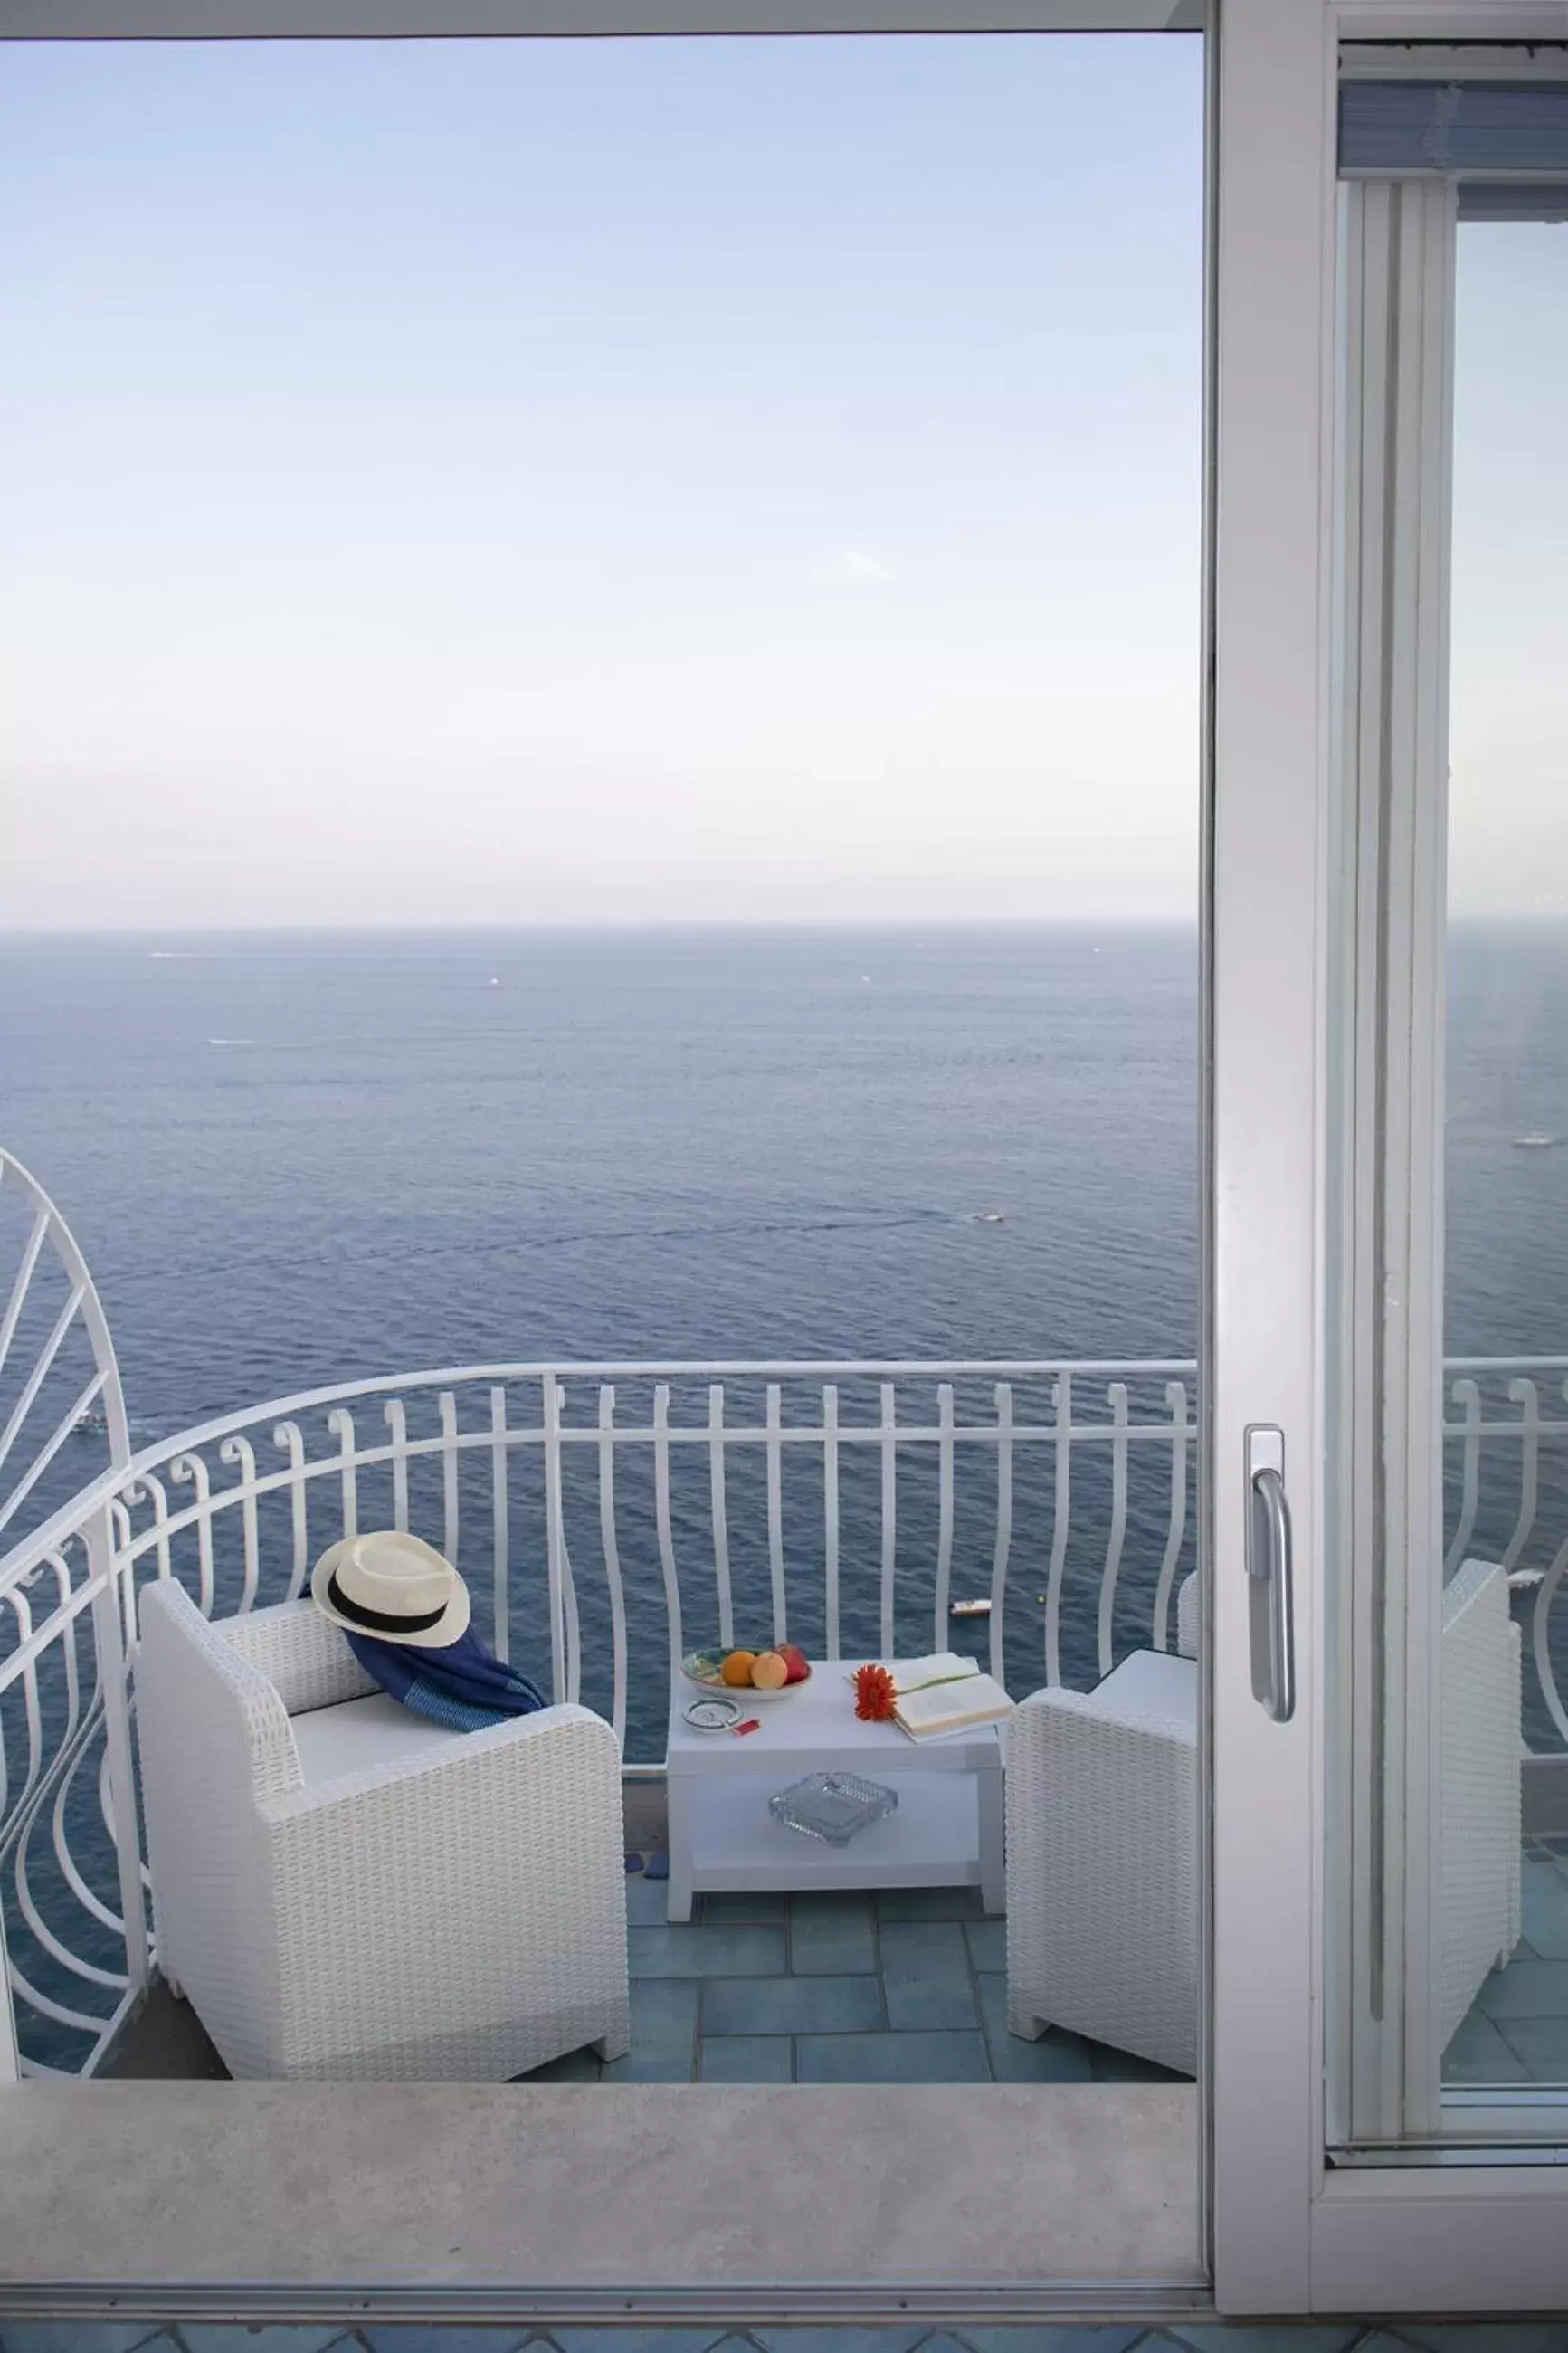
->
[857,1652,1015,1740]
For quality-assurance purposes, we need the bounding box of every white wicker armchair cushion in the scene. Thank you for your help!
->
[219,1597,377,1717]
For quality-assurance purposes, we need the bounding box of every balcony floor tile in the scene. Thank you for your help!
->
[700,1890,789,1923]
[873,1884,987,1921]
[1476,1958,1568,2019]
[599,1979,701,2082]
[629,1924,786,1978]
[975,1974,1096,2082]
[1443,2009,1532,2083]
[703,1972,885,2037]
[1487,2010,1568,2077]
[1087,2040,1187,2085]
[624,1874,672,1926]
[698,2033,795,2081]
[1521,1856,1568,1959]
[519,2043,604,2083]
[879,1920,981,2030]
[964,1918,1007,1974]
[795,2027,991,2082]
[788,1890,878,1974]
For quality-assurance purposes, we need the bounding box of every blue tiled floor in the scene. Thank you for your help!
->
[1441,1843,1568,2089]
[6,2314,1568,2351]
[511,1870,1191,2087]
[601,1848,1568,2089]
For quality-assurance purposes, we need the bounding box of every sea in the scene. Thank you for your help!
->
[3,919,1567,1737]
[0,925,1200,1424]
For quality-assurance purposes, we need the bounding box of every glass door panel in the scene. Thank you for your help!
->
[1440,210,1568,2121]
[1323,97,1568,2166]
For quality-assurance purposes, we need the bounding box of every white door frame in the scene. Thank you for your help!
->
[6,0,1568,2317]
[1208,0,1338,2310]
[0,1,1207,2326]
[1211,0,1568,2315]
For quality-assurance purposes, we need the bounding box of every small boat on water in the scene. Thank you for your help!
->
[974,1211,1006,1225]
[71,1409,108,1434]
[1512,1133,1556,1149]
[950,1596,993,1618]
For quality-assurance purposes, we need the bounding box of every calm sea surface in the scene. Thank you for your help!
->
[5,923,1566,1390]
[0,926,1204,1430]
[3,920,1567,1742]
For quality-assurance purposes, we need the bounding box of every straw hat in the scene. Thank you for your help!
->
[311,1529,470,1649]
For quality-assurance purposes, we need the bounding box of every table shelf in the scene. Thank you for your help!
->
[678,1765,988,1895]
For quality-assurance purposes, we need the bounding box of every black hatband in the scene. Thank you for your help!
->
[326,1567,447,1635]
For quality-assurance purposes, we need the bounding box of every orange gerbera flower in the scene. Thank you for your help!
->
[852,1662,898,1723]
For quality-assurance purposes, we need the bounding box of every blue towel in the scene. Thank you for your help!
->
[346,1625,547,1733]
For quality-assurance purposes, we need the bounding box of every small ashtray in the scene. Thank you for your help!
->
[684,1694,742,1732]
[768,1770,898,1847]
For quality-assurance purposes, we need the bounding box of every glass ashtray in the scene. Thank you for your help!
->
[768,1770,898,1848]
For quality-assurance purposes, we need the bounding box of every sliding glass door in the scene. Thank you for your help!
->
[1209,0,1568,2311]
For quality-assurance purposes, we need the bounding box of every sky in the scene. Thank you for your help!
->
[0,34,1206,929]
[1449,222,1568,921]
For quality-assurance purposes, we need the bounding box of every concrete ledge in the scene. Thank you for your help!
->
[0,2082,1198,2292]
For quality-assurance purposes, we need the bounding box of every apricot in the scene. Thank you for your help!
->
[750,1651,788,1691]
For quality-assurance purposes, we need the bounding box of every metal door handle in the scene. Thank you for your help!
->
[1246,1426,1296,1724]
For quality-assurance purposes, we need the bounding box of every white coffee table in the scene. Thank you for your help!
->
[663,1662,1005,1923]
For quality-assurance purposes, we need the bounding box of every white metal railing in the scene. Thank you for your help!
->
[1441,1359,1568,1747]
[102,1358,1201,1742]
[0,1149,141,2085]
[5,1349,1568,2080]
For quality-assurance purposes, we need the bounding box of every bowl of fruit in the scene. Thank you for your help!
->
[681,1643,812,1700]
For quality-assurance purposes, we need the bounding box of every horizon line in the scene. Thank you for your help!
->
[0,913,1208,939]
[4,910,1559,940]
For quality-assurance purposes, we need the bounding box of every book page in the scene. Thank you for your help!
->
[894,1671,1012,1738]
[889,1652,979,1689]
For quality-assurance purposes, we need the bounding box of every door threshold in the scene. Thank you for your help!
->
[0,2080,1203,2312]
[0,2280,1216,2329]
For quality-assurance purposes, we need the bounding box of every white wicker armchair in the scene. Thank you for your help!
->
[1440,1557,1524,2048]
[1005,1560,1521,2075]
[1005,1631,1200,2073]
[136,1582,631,2082]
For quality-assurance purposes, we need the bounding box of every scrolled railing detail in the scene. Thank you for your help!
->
[1153,1381,1191,1653]
[170,1454,214,1615]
